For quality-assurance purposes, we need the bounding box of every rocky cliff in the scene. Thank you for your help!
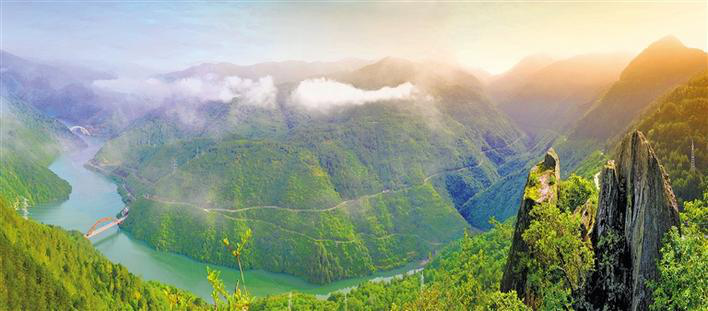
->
[500,148,560,301]
[588,130,681,310]
[501,131,681,310]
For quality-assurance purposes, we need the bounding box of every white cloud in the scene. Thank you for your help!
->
[290,78,417,111]
[222,76,277,107]
[93,75,277,108]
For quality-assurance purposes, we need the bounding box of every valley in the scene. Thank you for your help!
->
[1,3,706,308]
[88,58,528,284]
[28,138,428,301]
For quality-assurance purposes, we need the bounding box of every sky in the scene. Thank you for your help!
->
[1,1,706,76]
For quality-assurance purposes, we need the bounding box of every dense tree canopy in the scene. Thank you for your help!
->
[650,189,708,310]
[635,73,708,204]
[0,196,206,310]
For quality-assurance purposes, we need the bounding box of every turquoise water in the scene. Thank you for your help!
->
[29,141,420,301]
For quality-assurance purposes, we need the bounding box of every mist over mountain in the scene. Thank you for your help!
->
[487,54,555,104]
[2,12,706,307]
[1,50,106,123]
[159,58,372,84]
[0,50,114,88]
[0,50,166,136]
[85,54,538,283]
[572,36,706,142]
[557,36,708,173]
[495,53,632,139]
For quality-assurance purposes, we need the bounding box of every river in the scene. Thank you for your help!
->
[28,139,421,301]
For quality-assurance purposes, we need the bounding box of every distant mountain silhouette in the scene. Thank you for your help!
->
[571,35,707,142]
[496,53,631,139]
[159,58,371,84]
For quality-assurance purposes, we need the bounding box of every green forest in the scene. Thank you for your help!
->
[1,15,706,310]
[0,196,206,310]
[0,97,73,206]
[121,180,467,284]
[634,72,707,203]
[92,83,526,283]
[247,178,707,311]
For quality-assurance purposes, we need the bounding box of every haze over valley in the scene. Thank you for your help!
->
[1,2,706,310]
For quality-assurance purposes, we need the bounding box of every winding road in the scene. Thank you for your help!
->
[145,163,482,215]
[132,163,485,248]
[104,135,526,249]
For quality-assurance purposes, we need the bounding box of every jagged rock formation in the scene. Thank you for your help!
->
[588,131,681,310]
[501,131,681,310]
[500,148,560,300]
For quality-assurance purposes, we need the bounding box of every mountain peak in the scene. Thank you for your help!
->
[589,130,680,310]
[371,56,416,69]
[647,35,685,50]
[618,35,704,82]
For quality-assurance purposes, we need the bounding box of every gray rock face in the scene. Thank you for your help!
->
[589,131,680,310]
[500,148,560,301]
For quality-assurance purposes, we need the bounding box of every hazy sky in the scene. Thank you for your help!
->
[1,2,706,76]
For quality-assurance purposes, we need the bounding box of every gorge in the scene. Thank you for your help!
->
[1,6,705,307]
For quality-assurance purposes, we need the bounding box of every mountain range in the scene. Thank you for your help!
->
[1,34,705,309]
[493,53,631,140]
[90,56,529,283]
[556,35,707,174]
[80,36,708,283]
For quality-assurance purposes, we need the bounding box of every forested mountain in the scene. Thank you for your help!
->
[460,37,705,230]
[495,53,631,139]
[256,132,705,310]
[0,95,81,206]
[459,54,628,230]
[572,36,706,142]
[3,16,704,307]
[2,0,706,307]
[557,36,708,173]
[0,196,206,309]
[0,51,160,136]
[252,218,525,310]
[0,50,109,126]
[90,57,532,283]
[631,72,707,203]
[0,89,206,309]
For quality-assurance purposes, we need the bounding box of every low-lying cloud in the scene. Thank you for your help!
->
[93,74,277,108]
[290,78,417,111]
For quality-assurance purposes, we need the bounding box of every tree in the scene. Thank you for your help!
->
[522,203,594,309]
[558,174,596,213]
[208,229,253,310]
[650,191,708,310]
